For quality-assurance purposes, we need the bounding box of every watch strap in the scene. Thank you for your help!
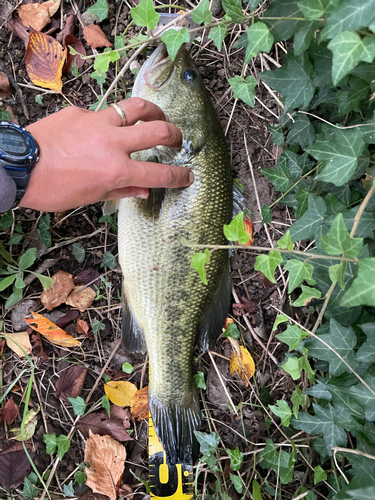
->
[0,165,17,212]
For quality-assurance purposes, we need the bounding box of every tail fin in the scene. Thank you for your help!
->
[149,390,201,464]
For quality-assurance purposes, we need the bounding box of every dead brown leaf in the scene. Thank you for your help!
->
[232,296,258,317]
[83,24,112,49]
[75,268,100,288]
[84,433,126,500]
[54,365,88,402]
[25,31,66,92]
[63,34,86,73]
[0,398,19,425]
[65,286,96,312]
[18,0,61,31]
[29,329,48,359]
[76,318,91,338]
[56,14,75,42]
[0,440,34,492]
[104,368,126,381]
[7,14,30,46]
[55,310,80,329]
[4,331,32,358]
[130,386,149,421]
[40,270,74,311]
[110,406,131,429]
[0,72,11,100]
[77,412,132,441]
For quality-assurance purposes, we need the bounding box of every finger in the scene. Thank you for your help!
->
[103,186,150,200]
[122,160,193,189]
[123,120,182,153]
[100,97,168,127]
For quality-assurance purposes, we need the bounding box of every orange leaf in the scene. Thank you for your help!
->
[130,386,149,421]
[104,381,138,407]
[76,318,90,335]
[84,433,126,500]
[18,0,60,31]
[65,286,96,312]
[0,397,19,425]
[24,311,81,347]
[229,345,255,386]
[40,270,74,311]
[242,219,254,247]
[0,72,11,100]
[223,317,234,331]
[83,24,112,49]
[3,331,32,358]
[25,31,66,92]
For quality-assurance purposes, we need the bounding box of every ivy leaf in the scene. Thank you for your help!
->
[291,403,347,455]
[74,470,86,486]
[304,318,358,376]
[259,439,296,484]
[222,322,240,339]
[228,75,257,107]
[222,0,244,23]
[276,324,309,351]
[328,31,367,85]
[277,231,294,251]
[263,0,304,41]
[72,243,86,263]
[94,50,120,73]
[268,124,284,145]
[282,356,302,380]
[230,473,243,494]
[321,0,375,40]
[244,22,274,62]
[341,258,375,307]
[272,314,289,331]
[114,34,126,50]
[269,400,292,427]
[130,0,159,30]
[56,435,71,460]
[261,204,272,225]
[291,386,304,418]
[254,250,282,283]
[289,194,327,242]
[260,53,314,112]
[23,474,39,499]
[86,0,108,22]
[262,155,292,192]
[320,213,363,258]
[347,374,375,421]
[101,251,117,270]
[227,447,243,472]
[314,465,327,484]
[193,371,206,390]
[191,249,210,285]
[287,114,315,148]
[329,263,346,290]
[161,28,190,62]
[297,0,331,20]
[44,433,57,455]
[283,259,316,293]
[209,24,228,51]
[356,323,375,363]
[91,70,107,85]
[194,431,220,456]
[63,481,75,498]
[292,285,321,307]
[192,0,212,25]
[68,396,86,416]
[223,212,250,244]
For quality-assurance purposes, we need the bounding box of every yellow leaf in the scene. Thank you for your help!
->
[3,331,32,358]
[11,407,40,441]
[65,286,96,312]
[229,345,255,386]
[24,311,81,347]
[105,381,138,407]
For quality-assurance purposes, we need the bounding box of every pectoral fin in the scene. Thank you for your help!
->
[102,199,120,215]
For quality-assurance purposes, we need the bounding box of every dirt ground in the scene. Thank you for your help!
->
[0,1,301,498]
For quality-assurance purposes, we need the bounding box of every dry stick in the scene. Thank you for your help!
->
[39,339,122,500]
[33,379,49,434]
[0,61,29,119]
[44,227,105,255]
[333,450,349,485]
[232,287,278,364]
[331,447,375,461]
[207,350,238,415]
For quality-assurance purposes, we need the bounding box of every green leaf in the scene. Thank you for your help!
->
[289,194,327,242]
[191,249,210,285]
[291,385,304,418]
[209,24,228,51]
[261,204,272,224]
[0,211,14,231]
[252,479,264,500]
[86,0,108,22]
[227,447,243,472]
[101,251,117,269]
[56,434,71,460]
[44,433,57,455]
[74,470,86,486]
[9,234,23,245]
[122,362,134,374]
[230,473,243,494]
[71,61,80,78]
[0,274,16,292]
[39,214,50,232]
[222,322,240,339]
[30,272,53,290]
[91,70,107,85]
[281,356,302,380]
[161,28,190,62]
[68,396,86,416]
[223,212,250,244]
[114,34,126,50]
[194,431,220,456]
[287,114,315,148]
[92,318,105,337]
[94,50,120,73]
[259,438,296,484]
[272,314,289,331]
[297,0,332,20]
[39,229,51,248]
[341,258,375,307]
[320,213,363,258]
[268,124,284,145]
[291,403,347,455]
[192,0,212,25]
[292,285,321,307]
[194,371,206,390]
[278,231,294,251]
[262,162,291,192]
[260,53,314,112]
[102,394,111,417]
[35,94,44,106]
[276,324,309,351]
[5,288,23,310]
[18,248,37,270]
[228,75,257,107]
[263,0,304,41]
[356,323,375,363]
[254,250,282,283]
[23,475,39,499]
[314,465,327,484]
[15,274,25,289]
[328,31,368,85]
[321,0,375,40]
[0,110,12,120]
[283,259,316,293]
[63,480,75,497]
[72,243,86,263]
[222,0,243,23]
[329,263,345,289]
[269,400,292,427]
[244,22,274,62]
[131,0,159,30]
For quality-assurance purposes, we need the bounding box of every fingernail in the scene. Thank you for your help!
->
[137,193,149,199]
[188,170,194,184]
[164,113,170,122]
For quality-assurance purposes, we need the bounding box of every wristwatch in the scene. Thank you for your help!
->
[0,121,39,208]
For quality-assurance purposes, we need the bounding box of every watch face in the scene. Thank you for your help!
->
[0,128,29,156]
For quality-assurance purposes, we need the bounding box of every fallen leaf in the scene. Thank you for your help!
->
[7,14,30,46]
[223,318,234,330]
[55,310,80,329]
[0,440,34,492]
[130,386,148,421]
[54,365,88,402]
[4,331,32,358]
[0,71,11,100]
[83,23,112,49]
[10,407,39,441]
[76,318,91,337]
[18,0,61,31]
[229,344,255,386]
[24,311,81,347]
[105,368,127,381]
[63,34,86,73]
[25,31,66,92]
[84,433,126,500]
[74,268,100,287]
[56,14,75,42]
[77,412,132,441]
[232,296,258,317]
[242,218,254,247]
[78,489,108,500]
[0,398,19,425]
[29,329,48,359]
[40,270,74,311]
[104,381,138,407]
[65,286,96,312]
[110,406,131,429]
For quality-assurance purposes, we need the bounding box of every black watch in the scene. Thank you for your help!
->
[0,121,39,208]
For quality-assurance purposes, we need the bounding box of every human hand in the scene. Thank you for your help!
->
[20,97,193,212]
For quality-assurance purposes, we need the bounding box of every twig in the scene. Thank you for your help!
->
[311,280,336,334]
[44,228,105,255]
[350,184,375,238]
[0,61,29,119]
[331,447,375,461]
[333,449,349,485]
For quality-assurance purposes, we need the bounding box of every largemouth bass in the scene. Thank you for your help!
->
[106,43,233,464]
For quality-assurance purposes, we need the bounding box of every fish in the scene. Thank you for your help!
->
[105,42,233,464]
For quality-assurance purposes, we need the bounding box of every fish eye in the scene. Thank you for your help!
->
[183,68,198,84]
